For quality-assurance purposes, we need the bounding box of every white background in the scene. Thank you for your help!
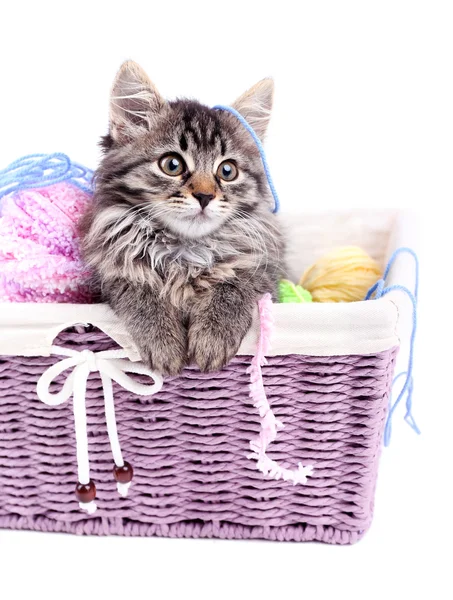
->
[0,1,452,599]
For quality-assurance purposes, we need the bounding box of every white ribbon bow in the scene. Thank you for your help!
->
[37,345,163,514]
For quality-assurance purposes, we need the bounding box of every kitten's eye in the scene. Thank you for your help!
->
[159,154,186,176]
[217,160,238,182]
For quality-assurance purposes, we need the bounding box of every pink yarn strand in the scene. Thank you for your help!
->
[247,294,314,484]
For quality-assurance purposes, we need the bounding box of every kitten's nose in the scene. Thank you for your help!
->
[193,192,215,210]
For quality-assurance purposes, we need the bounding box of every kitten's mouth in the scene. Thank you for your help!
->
[186,210,212,221]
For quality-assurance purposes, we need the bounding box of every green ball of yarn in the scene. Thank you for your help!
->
[278,280,313,303]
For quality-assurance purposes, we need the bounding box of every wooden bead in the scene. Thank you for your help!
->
[75,480,96,503]
[113,461,133,484]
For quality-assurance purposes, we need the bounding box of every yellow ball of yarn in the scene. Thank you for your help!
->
[299,246,383,303]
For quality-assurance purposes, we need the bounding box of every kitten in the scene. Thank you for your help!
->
[80,60,284,375]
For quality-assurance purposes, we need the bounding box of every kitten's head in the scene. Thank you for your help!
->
[97,60,274,239]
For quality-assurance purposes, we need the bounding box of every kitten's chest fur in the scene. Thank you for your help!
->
[151,231,221,272]
[146,229,247,307]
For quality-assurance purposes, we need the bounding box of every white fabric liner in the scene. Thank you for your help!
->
[0,210,415,359]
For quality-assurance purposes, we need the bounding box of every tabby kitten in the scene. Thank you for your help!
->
[81,61,284,375]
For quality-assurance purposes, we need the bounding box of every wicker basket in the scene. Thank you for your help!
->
[0,210,412,544]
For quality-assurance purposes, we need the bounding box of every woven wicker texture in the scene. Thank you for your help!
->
[0,329,397,544]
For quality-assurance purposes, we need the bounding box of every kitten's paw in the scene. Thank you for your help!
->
[148,349,186,377]
[188,322,241,372]
[139,335,187,377]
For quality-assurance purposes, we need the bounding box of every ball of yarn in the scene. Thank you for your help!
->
[0,182,93,303]
[278,280,313,303]
[299,246,382,303]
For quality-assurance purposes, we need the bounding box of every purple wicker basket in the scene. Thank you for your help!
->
[0,211,412,544]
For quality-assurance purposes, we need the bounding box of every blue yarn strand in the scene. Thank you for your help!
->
[213,105,280,213]
[0,153,94,200]
[366,248,421,445]
[382,246,419,299]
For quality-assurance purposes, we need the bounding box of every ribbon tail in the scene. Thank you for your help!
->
[73,363,97,513]
[101,371,130,497]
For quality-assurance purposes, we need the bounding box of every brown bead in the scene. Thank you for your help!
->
[75,480,96,503]
[113,461,133,484]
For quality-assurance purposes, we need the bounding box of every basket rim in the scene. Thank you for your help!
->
[0,295,399,359]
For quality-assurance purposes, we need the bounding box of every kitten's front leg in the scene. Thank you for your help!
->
[106,280,187,376]
[188,281,254,372]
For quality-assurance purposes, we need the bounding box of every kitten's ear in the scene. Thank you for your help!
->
[109,60,165,142]
[231,78,274,140]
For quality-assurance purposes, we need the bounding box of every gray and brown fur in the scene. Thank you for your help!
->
[80,60,285,375]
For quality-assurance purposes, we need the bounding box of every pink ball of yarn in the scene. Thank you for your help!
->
[0,182,93,303]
